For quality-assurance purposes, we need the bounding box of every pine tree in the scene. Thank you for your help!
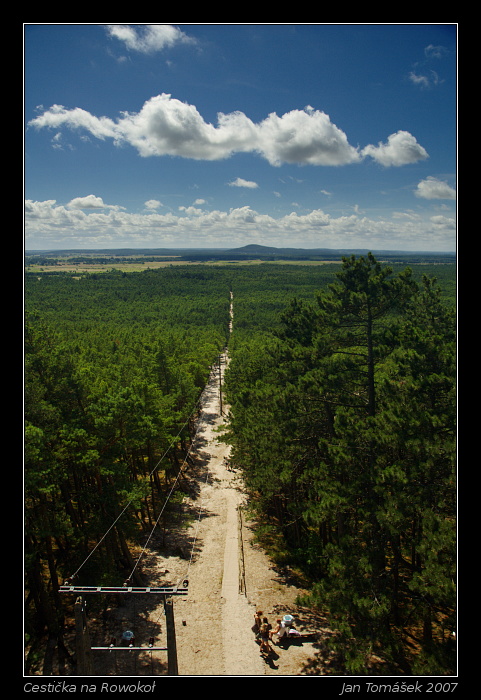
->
[225,256,456,673]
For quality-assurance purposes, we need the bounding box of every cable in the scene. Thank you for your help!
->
[174,458,211,588]
[129,351,224,587]
[67,391,206,582]
[127,402,209,583]
[133,364,220,579]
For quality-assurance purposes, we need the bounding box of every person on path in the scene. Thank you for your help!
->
[253,610,263,638]
[270,619,283,643]
[259,618,272,655]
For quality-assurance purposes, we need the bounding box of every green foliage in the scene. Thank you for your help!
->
[24,259,456,672]
[24,266,232,644]
[224,256,456,674]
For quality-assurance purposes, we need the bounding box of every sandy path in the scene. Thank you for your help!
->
[174,352,266,676]
[86,352,268,677]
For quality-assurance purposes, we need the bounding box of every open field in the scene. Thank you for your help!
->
[26,259,188,274]
[25,258,349,274]
[25,249,455,275]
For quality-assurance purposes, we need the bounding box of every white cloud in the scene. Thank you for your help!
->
[24,197,456,251]
[415,176,456,200]
[67,195,121,210]
[409,72,431,88]
[30,104,120,141]
[144,199,162,210]
[228,178,259,188]
[430,215,456,229]
[392,210,421,221]
[257,106,361,166]
[409,70,441,89]
[28,94,427,168]
[361,130,429,167]
[424,44,448,60]
[105,25,196,54]
[178,205,204,216]
[407,43,449,89]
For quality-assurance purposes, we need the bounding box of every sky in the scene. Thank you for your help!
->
[24,23,457,252]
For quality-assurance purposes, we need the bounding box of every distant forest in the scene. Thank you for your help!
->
[25,244,456,266]
[24,256,456,675]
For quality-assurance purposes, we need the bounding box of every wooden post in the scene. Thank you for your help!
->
[218,355,223,415]
[74,597,93,675]
[163,595,178,676]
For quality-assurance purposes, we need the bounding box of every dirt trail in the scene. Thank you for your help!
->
[172,353,267,675]
[168,351,328,676]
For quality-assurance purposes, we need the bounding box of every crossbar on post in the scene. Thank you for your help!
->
[91,646,168,651]
[59,585,188,595]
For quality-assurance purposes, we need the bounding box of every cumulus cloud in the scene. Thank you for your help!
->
[28,94,428,168]
[257,106,361,166]
[25,197,456,251]
[415,176,456,200]
[29,104,120,141]
[178,205,204,216]
[67,195,107,209]
[105,24,195,54]
[229,178,259,188]
[144,199,162,210]
[361,130,429,167]
[430,215,456,229]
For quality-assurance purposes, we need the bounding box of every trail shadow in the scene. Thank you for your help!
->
[262,649,280,670]
[142,507,219,569]
[198,410,221,426]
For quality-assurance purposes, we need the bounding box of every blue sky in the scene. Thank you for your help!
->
[24,24,457,251]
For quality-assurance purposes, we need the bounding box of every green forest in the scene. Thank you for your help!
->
[24,256,456,675]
